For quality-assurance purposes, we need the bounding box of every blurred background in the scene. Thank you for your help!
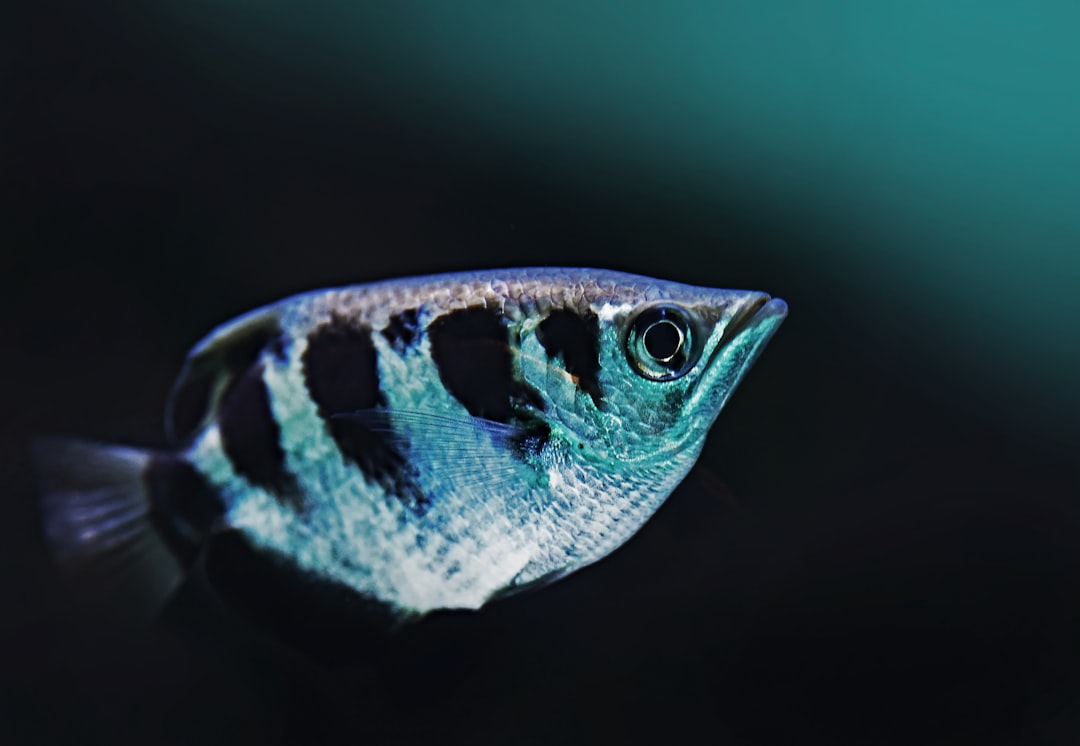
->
[4,1,1080,744]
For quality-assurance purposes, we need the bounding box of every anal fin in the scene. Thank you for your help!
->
[201,530,406,662]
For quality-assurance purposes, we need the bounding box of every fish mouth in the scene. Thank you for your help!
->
[688,292,787,413]
[717,294,788,349]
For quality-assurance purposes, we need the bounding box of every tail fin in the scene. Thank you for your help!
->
[33,438,185,620]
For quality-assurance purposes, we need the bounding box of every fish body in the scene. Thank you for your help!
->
[36,268,786,621]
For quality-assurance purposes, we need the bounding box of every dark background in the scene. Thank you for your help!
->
[4,2,1080,744]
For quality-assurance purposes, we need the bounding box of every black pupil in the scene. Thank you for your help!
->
[643,320,682,361]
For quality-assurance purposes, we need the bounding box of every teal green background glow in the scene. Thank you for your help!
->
[7,4,1080,741]
[153,1,1080,443]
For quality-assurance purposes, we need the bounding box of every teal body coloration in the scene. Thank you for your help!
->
[35,268,786,623]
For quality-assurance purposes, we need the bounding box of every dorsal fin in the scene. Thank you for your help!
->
[165,306,285,444]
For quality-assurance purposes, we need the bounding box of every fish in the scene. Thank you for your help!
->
[34,267,786,628]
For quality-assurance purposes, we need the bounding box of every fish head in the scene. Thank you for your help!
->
[519,276,788,469]
[501,272,787,591]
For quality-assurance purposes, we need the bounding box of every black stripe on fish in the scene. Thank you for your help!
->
[143,454,224,564]
[536,308,604,407]
[167,313,287,444]
[428,306,545,422]
[303,316,429,515]
[218,365,300,502]
[303,314,382,413]
[381,308,422,352]
[510,420,551,461]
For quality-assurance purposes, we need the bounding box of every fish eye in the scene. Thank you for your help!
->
[625,304,699,380]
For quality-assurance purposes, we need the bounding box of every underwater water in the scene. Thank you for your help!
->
[4,2,1080,744]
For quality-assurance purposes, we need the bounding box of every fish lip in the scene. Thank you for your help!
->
[695,293,787,382]
[685,293,786,417]
[716,294,788,348]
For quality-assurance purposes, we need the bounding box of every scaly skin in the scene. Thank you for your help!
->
[178,268,787,615]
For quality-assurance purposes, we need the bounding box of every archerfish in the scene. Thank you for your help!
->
[35,267,786,625]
